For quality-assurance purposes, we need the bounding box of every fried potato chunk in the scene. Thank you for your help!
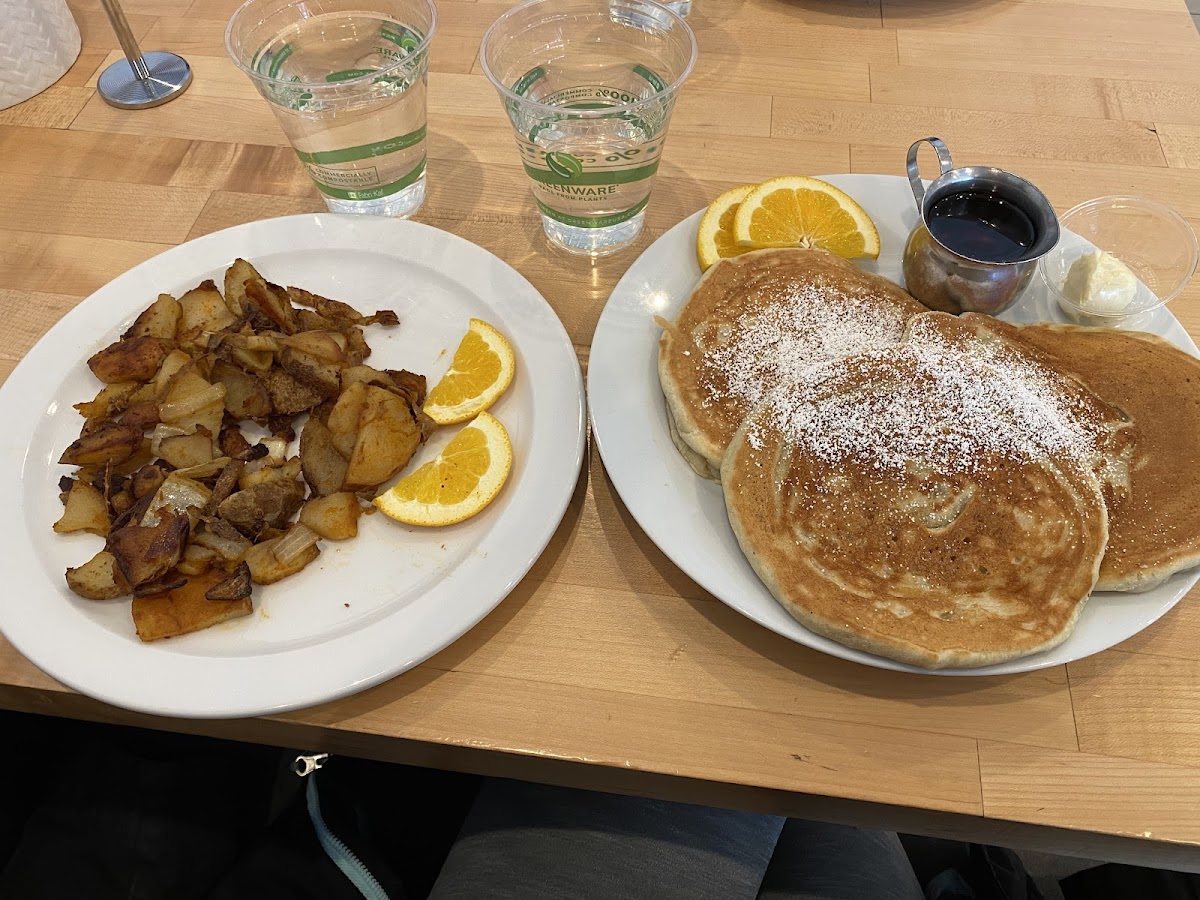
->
[132,570,253,641]
[106,510,189,587]
[299,492,361,540]
[123,294,182,341]
[244,536,319,584]
[65,550,131,600]
[54,479,110,536]
[88,336,176,384]
[299,418,348,497]
[58,423,144,467]
[343,386,422,490]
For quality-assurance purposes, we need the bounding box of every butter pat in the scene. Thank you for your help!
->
[1062,250,1138,314]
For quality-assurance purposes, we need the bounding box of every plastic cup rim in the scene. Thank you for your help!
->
[224,0,438,90]
[479,0,698,120]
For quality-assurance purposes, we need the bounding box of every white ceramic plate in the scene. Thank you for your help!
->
[0,214,585,716]
[588,173,1200,676]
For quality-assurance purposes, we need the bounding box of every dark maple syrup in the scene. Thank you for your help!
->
[927,190,1037,263]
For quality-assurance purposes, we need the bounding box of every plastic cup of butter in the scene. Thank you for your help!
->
[1039,196,1198,327]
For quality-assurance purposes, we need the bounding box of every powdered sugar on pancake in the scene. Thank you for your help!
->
[702,281,909,411]
[754,314,1111,477]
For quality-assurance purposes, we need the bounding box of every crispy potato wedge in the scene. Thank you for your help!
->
[280,346,341,398]
[159,361,215,410]
[132,570,253,642]
[299,492,361,540]
[124,293,182,341]
[88,336,176,384]
[262,368,323,416]
[74,382,140,420]
[205,562,252,601]
[284,330,348,364]
[244,279,297,334]
[217,476,305,539]
[129,464,168,500]
[327,381,366,460]
[116,400,161,431]
[224,258,263,318]
[53,480,110,536]
[211,360,272,421]
[344,386,422,490]
[244,536,319,585]
[339,364,389,393]
[65,550,131,600]
[299,417,348,497]
[153,349,194,396]
[107,510,189,587]
[225,344,274,373]
[159,364,225,441]
[157,426,214,471]
[178,280,237,338]
[58,422,144,467]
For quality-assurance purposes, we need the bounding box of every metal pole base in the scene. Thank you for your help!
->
[98,51,192,109]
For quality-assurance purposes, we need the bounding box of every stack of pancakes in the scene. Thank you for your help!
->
[658,248,1200,668]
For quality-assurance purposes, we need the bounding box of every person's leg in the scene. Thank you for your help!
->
[429,779,784,900]
[756,819,924,900]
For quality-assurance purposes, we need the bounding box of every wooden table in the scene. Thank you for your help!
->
[4,0,1200,872]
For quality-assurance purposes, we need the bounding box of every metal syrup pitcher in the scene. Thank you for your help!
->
[902,137,1060,315]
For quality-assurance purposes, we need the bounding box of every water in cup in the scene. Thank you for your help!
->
[510,63,673,252]
[227,0,434,218]
[481,0,696,256]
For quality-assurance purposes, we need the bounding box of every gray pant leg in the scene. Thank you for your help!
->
[757,819,924,900]
[429,779,784,900]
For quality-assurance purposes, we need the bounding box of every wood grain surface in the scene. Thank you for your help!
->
[3,0,1200,869]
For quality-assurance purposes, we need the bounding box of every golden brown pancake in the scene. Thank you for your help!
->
[722,313,1111,669]
[658,248,924,478]
[1000,322,1200,592]
[958,314,1137,508]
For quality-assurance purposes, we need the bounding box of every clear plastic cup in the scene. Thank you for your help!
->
[226,0,436,218]
[481,0,697,256]
[1040,196,1199,326]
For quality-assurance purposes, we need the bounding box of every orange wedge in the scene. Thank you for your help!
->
[423,319,516,425]
[374,411,512,527]
[696,184,756,271]
[732,176,880,259]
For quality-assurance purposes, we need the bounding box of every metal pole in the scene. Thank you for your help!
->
[96,0,193,109]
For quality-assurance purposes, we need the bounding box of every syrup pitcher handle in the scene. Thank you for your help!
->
[907,137,954,209]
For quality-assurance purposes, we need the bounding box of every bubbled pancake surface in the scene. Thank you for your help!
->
[1007,323,1200,592]
[721,313,1110,669]
[657,248,924,478]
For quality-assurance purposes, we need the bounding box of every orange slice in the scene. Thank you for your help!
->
[374,411,512,526]
[732,176,880,259]
[423,319,515,425]
[696,184,756,271]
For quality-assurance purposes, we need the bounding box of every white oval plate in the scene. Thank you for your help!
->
[0,214,585,716]
[588,173,1199,676]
